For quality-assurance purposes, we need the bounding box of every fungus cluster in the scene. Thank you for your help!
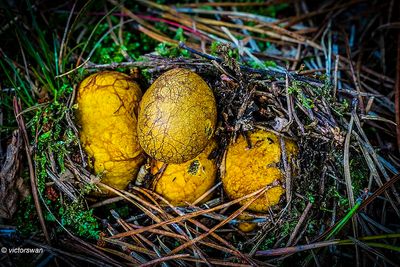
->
[76,69,298,229]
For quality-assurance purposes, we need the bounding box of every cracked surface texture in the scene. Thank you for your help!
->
[151,140,217,206]
[76,71,145,192]
[138,68,217,164]
[223,130,298,212]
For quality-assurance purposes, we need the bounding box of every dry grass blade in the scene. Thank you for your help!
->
[97,247,141,266]
[138,254,190,267]
[181,2,282,7]
[168,184,274,256]
[103,237,156,257]
[58,2,76,74]
[141,188,254,263]
[110,184,276,239]
[352,114,400,208]
[127,223,186,240]
[256,240,339,257]
[135,189,242,264]
[358,173,400,210]
[183,257,264,267]
[123,187,211,265]
[396,32,400,150]
[315,173,400,242]
[347,236,397,266]
[162,13,230,40]
[111,210,156,254]
[191,181,221,205]
[195,17,320,48]
[98,183,175,235]
[90,196,124,208]
[107,0,164,36]
[96,246,141,265]
[26,240,118,267]
[343,112,356,208]
[46,169,78,201]
[286,202,313,246]
[13,97,51,244]
[137,25,178,45]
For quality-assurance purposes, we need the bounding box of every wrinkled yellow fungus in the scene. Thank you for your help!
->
[76,71,145,192]
[223,130,297,212]
[151,140,217,206]
[137,68,217,164]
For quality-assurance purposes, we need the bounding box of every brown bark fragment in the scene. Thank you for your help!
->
[0,130,22,219]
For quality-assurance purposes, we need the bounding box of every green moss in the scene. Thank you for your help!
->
[259,236,276,250]
[248,59,277,69]
[59,200,99,238]
[141,68,152,81]
[288,81,315,109]
[28,100,99,239]
[90,21,160,64]
[349,157,369,196]
[210,41,220,56]
[332,99,350,117]
[32,102,75,193]
[154,28,190,58]
[306,193,315,204]
[15,196,39,236]
[281,219,299,238]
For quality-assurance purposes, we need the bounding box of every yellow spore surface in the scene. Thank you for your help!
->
[151,140,217,206]
[237,214,257,232]
[138,68,217,164]
[76,71,145,191]
[237,222,257,232]
[223,130,298,212]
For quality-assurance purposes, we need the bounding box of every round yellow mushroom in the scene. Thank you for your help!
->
[76,71,145,192]
[151,140,218,206]
[137,68,217,164]
[222,130,298,212]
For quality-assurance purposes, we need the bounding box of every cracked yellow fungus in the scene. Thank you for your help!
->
[151,140,217,206]
[76,71,145,192]
[137,68,217,164]
[223,130,298,212]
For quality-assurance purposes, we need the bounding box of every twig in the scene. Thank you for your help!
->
[25,240,115,267]
[168,183,275,256]
[179,42,324,85]
[286,202,313,246]
[58,2,76,74]
[342,106,359,262]
[257,233,400,257]
[395,31,400,151]
[110,184,279,239]
[138,254,190,267]
[280,136,292,205]
[343,109,356,209]
[13,97,51,244]
[140,188,255,265]
[343,32,365,113]
[90,196,123,208]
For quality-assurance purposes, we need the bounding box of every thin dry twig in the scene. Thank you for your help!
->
[13,97,51,244]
